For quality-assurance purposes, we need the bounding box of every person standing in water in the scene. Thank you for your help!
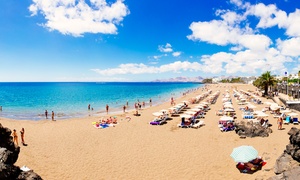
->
[52,111,55,121]
[106,104,109,114]
[45,110,48,119]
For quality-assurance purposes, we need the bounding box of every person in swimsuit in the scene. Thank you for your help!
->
[106,104,109,114]
[52,111,55,121]
[20,128,25,145]
[12,129,18,146]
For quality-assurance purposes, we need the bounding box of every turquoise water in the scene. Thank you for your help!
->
[0,82,203,120]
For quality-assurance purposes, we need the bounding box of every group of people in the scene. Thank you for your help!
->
[236,157,266,173]
[12,128,27,146]
[45,110,55,121]
[95,116,118,128]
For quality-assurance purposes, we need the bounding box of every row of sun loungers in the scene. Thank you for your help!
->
[177,90,220,129]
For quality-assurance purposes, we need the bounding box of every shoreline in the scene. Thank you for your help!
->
[0,83,203,121]
[1,83,295,179]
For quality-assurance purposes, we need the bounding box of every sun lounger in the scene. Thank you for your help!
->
[220,126,235,132]
[149,116,167,125]
[177,123,192,128]
[293,118,299,125]
[283,118,290,125]
[191,120,205,129]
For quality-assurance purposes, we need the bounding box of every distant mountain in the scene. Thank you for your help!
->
[152,76,204,82]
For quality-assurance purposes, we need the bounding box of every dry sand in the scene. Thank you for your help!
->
[0,83,296,180]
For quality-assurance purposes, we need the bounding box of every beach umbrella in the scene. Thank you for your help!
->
[201,102,210,105]
[182,100,190,104]
[159,109,169,113]
[152,112,163,117]
[190,108,201,112]
[280,109,291,113]
[180,114,192,118]
[264,102,273,106]
[230,145,258,163]
[220,116,233,121]
[288,112,298,117]
[256,113,269,117]
[224,108,235,112]
[224,104,233,108]
[194,105,204,109]
[247,104,256,109]
[223,101,232,104]
[270,104,280,111]
[185,111,197,115]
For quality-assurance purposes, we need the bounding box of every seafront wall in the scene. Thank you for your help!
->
[277,97,300,112]
[276,85,300,99]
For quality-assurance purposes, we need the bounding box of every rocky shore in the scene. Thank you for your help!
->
[0,123,42,180]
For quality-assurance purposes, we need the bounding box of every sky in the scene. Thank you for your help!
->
[1,0,300,82]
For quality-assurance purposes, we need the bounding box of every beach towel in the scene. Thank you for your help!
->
[100,124,109,128]
[150,121,160,125]
[20,165,31,172]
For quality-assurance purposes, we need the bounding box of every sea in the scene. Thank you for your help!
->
[0,82,204,120]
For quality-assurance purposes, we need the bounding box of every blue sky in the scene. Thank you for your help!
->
[1,0,300,82]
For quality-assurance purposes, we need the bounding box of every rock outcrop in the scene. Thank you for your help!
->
[268,127,300,180]
[234,121,272,138]
[0,123,42,180]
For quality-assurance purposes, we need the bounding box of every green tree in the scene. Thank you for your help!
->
[254,71,277,96]
[202,78,212,84]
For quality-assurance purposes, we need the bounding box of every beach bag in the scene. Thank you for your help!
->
[150,121,160,125]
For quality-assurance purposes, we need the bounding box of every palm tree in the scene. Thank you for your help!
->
[254,71,277,96]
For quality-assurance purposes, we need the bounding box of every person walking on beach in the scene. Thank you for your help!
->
[45,110,48,119]
[20,128,26,146]
[149,98,152,107]
[12,129,18,146]
[106,104,109,114]
[123,105,126,113]
[52,111,55,121]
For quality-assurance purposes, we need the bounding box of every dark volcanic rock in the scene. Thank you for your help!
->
[0,123,42,180]
[234,121,272,138]
[268,166,300,180]
[274,152,299,174]
[271,127,300,179]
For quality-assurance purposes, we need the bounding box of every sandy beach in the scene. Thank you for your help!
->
[0,83,297,180]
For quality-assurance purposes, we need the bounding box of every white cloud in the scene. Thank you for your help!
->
[187,20,241,46]
[247,3,287,29]
[285,9,300,37]
[172,51,181,57]
[238,34,271,52]
[186,0,300,76]
[277,37,300,57]
[158,43,173,53]
[91,61,202,76]
[29,0,130,37]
